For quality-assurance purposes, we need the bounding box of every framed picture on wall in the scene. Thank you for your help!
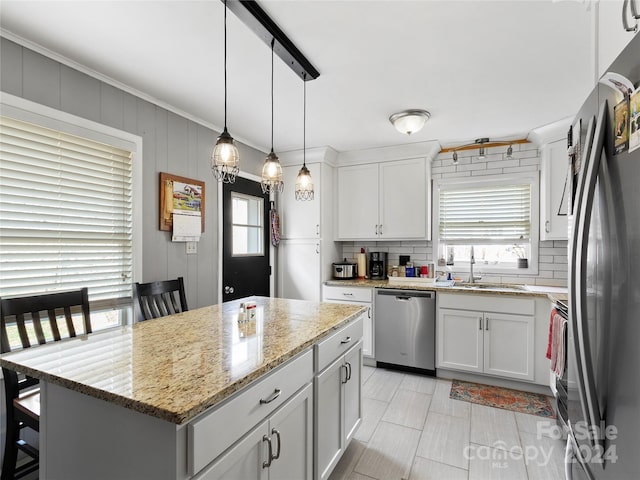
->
[159,172,205,232]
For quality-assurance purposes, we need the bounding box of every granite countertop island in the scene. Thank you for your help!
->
[0,296,365,425]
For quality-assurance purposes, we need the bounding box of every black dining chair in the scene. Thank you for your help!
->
[0,288,92,480]
[133,277,188,322]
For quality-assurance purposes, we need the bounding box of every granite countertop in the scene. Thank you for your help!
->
[0,297,365,425]
[325,278,568,303]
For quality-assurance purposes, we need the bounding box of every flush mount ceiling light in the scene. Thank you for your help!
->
[295,73,314,201]
[211,0,240,184]
[389,109,431,135]
[261,38,284,194]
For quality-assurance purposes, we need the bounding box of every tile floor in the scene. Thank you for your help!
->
[329,366,566,480]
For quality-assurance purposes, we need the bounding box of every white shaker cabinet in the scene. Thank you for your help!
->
[315,341,362,480]
[437,294,535,382]
[196,383,313,480]
[336,158,429,241]
[279,163,321,239]
[540,139,569,240]
[278,239,321,302]
[322,285,374,359]
[277,160,339,302]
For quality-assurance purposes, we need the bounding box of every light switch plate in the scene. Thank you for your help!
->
[186,242,197,254]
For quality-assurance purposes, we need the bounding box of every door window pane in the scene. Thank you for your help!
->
[232,193,264,256]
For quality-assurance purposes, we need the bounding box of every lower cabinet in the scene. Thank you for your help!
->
[315,341,363,480]
[195,383,313,480]
[437,294,535,382]
[322,285,374,359]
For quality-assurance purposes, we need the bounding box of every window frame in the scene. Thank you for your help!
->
[1,92,143,326]
[432,172,540,276]
[230,191,265,257]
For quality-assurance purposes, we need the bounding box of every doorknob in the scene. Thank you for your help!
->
[224,286,235,294]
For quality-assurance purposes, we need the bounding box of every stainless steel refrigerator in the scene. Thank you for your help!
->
[565,32,640,480]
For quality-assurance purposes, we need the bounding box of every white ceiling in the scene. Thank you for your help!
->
[0,1,595,154]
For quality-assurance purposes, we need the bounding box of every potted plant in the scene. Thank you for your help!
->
[513,244,528,268]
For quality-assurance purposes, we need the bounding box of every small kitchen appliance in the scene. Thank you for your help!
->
[369,252,387,279]
[332,259,357,279]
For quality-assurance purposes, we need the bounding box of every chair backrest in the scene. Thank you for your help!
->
[1,288,92,418]
[0,287,92,355]
[133,277,188,321]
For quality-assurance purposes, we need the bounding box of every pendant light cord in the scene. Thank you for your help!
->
[223,0,228,128]
[270,38,275,151]
[303,72,306,168]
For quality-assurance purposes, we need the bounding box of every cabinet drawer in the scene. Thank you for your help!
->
[323,285,372,303]
[438,293,534,315]
[189,349,313,475]
[315,315,364,372]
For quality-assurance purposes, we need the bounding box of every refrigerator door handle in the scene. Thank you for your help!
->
[622,0,639,31]
[574,103,607,451]
[565,435,574,480]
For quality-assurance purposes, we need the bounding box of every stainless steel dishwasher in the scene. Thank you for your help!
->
[374,289,436,375]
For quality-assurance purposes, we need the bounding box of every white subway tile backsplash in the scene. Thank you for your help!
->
[472,168,504,177]
[503,165,538,174]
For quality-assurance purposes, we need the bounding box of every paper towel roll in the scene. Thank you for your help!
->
[357,253,366,278]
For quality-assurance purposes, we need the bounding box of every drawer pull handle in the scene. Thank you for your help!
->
[260,388,282,405]
[271,428,282,461]
[343,293,354,296]
[486,317,489,330]
[340,336,352,345]
[479,317,482,330]
[342,364,349,384]
[346,362,352,381]
[262,435,273,468]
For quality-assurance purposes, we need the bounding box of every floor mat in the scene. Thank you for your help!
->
[449,379,556,418]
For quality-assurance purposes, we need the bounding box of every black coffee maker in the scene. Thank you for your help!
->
[369,252,387,279]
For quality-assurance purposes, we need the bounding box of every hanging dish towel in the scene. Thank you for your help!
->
[270,202,280,247]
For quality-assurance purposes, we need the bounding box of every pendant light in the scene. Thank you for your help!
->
[295,73,314,201]
[211,0,239,183]
[261,38,284,194]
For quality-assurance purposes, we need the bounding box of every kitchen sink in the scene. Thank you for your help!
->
[454,283,527,291]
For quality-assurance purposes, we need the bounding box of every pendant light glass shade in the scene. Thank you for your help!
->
[211,0,239,183]
[295,73,314,201]
[261,149,284,194]
[211,127,239,182]
[261,38,284,194]
[295,164,314,200]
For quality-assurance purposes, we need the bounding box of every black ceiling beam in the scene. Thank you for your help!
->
[224,0,320,81]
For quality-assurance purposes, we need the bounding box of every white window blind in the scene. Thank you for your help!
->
[439,183,531,244]
[0,115,133,308]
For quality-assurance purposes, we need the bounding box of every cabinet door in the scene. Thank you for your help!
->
[483,312,535,381]
[437,308,483,373]
[277,239,320,302]
[268,384,313,480]
[279,164,321,239]
[540,139,568,240]
[362,304,373,358]
[336,163,379,240]
[315,356,345,480]
[343,342,362,444]
[379,158,427,239]
[196,419,268,480]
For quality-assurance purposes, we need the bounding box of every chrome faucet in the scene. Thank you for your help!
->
[469,246,481,283]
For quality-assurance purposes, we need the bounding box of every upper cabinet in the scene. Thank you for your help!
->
[597,0,639,78]
[540,139,569,240]
[279,163,322,239]
[336,157,430,241]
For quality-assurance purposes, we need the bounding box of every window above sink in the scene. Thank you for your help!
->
[433,173,540,276]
